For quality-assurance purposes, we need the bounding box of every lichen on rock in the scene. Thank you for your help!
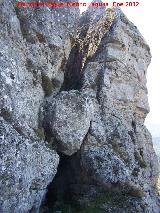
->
[0,1,159,212]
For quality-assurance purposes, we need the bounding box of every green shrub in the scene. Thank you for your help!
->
[35,128,45,140]
[42,75,53,96]
[139,159,148,168]
[128,187,145,198]
[134,151,147,168]
[107,8,113,12]
[52,78,61,88]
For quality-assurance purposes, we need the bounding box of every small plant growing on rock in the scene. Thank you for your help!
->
[139,159,148,168]
[106,8,113,12]
[128,187,145,198]
[52,78,61,88]
[134,151,148,168]
[42,75,53,96]
[35,128,45,140]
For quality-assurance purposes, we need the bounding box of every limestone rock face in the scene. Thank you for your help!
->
[0,0,79,212]
[78,8,154,187]
[0,0,79,131]
[44,8,159,213]
[0,1,159,212]
[67,8,159,212]
[0,117,59,213]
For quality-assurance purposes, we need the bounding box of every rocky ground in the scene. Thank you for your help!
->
[0,1,159,212]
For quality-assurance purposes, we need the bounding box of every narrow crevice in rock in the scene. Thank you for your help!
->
[61,43,83,91]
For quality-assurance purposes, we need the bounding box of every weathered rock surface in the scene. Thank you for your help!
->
[44,91,93,155]
[43,7,159,213]
[0,117,59,213]
[77,6,157,189]
[0,0,78,212]
[0,1,159,212]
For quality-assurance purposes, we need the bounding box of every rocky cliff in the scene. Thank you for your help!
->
[0,1,159,212]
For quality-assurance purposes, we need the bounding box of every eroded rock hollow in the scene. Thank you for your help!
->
[0,0,159,212]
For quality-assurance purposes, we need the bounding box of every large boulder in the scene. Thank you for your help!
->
[44,91,93,155]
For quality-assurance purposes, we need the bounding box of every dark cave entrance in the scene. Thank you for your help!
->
[45,153,74,207]
[41,152,85,212]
